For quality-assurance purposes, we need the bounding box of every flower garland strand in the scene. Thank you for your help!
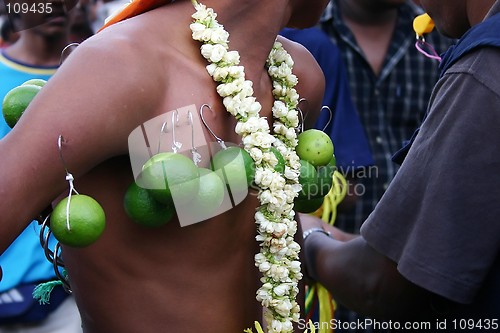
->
[190,1,303,332]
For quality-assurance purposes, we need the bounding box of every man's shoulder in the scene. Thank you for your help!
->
[278,35,324,88]
[280,28,339,59]
[278,35,320,68]
[68,28,165,87]
[277,36,325,124]
[90,8,195,76]
[450,47,500,96]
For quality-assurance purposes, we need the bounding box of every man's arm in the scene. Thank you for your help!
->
[301,214,446,320]
[0,31,163,254]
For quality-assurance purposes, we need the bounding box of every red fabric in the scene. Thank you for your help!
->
[98,0,171,32]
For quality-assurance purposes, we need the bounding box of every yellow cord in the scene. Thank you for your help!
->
[317,284,335,332]
[306,170,347,332]
[324,170,347,226]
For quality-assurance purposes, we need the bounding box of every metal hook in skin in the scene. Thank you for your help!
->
[57,135,70,176]
[57,135,79,231]
[35,136,73,294]
[296,99,308,134]
[199,104,227,149]
[59,43,80,66]
[320,106,335,132]
[171,110,182,153]
[57,135,78,194]
[298,98,309,112]
[157,120,169,154]
[188,111,202,165]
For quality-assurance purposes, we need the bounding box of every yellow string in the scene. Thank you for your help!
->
[317,284,336,333]
[305,284,316,309]
[306,170,347,332]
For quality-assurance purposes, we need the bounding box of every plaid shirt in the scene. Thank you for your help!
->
[321,0,452,234]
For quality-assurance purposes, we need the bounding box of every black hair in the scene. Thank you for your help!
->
[1,18,15,42]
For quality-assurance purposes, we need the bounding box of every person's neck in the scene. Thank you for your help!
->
[338,0,401,75]
[339,0,399,27]
[469,0,498,25]
[198,0,292,79]
[4,32,69,67]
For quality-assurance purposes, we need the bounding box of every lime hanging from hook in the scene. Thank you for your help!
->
[50,194,106,247]
[141,152,200,205]
[296,129,334,167]
[123,182,175,227]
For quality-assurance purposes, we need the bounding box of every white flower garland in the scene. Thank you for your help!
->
[190,1,303,332]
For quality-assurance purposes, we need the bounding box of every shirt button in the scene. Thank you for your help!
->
[376,136,383,144]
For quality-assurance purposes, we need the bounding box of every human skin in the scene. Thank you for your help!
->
[0,0,328,332]
[419,0,496,38]
[337,0,405,76]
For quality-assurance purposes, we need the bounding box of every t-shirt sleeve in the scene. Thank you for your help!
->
[360,67,500,304]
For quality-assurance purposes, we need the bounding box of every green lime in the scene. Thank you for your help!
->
[329,154,336,169]
[211,146,255,191]
[141,152,200,205]
[123,182,175,227]
[270,147,286,174]
[296,129,334,167]
[22,79,47,87]
[2,84,42,128]
[314,156,336,198]
[294,197,324,214]
[298,159,318,200]
[180,167,225,219]
[50,194,106,247]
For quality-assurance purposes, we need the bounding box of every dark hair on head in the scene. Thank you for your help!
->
[1,18,15,42]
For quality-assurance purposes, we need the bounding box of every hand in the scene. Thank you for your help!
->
[298,213,330,283]
[299,213,358,242]
[298,213,324,234]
